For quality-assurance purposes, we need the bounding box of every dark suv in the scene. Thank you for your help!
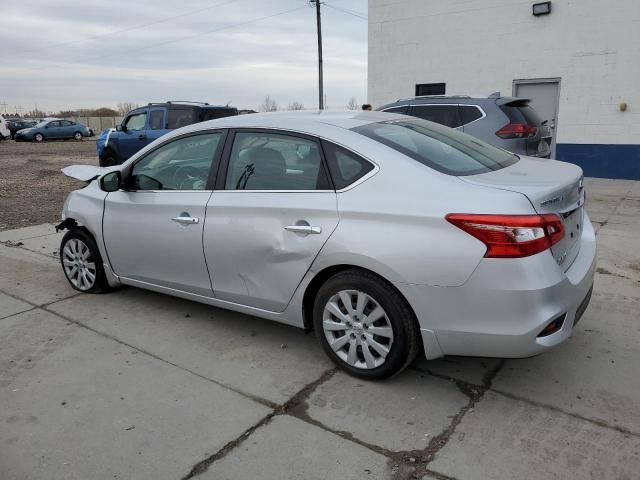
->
[377,94,553,158]
[99,102,238,166]
[6,119,37,139]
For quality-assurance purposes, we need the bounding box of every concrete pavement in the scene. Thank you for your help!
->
[1,178,639,479]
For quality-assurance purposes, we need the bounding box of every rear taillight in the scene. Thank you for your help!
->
[495,123,537,139]
[446,214,564,258]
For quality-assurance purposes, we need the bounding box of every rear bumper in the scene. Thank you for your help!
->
[396,212,597,360]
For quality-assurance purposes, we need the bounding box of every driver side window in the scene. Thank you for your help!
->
[125,112,147,131]
[131,133,222,191]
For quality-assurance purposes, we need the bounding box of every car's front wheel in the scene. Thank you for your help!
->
[99,147,119,167]
[313,269,420,379]
[60,229,110,293]
[33,133,44,142]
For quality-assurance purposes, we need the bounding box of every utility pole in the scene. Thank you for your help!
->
[310,0,324,110]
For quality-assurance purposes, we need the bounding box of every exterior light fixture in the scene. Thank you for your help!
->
[532,1,551,16]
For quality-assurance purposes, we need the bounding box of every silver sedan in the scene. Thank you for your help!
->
[57,111,596,379]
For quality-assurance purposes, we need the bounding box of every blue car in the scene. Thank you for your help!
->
[98,102,238,166]
[14,118,91,142]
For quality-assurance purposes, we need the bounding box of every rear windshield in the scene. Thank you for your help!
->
[352,118,518,176]
[500,101,543,126]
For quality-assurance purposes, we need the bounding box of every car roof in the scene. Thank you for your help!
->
[379,95,529,109]
[177,110,404,134]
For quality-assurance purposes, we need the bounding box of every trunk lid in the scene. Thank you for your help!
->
[460,156,585,270]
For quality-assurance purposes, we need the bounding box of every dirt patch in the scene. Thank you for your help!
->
[0,140,96,230]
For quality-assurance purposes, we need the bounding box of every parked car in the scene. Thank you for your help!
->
[57,111,595,380]
[98,101,238,166]
[14,118,91,142]
[378,94,553,158]
[6,119,37,139]
[0,117,10,141]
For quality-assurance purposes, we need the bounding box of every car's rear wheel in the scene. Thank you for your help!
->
[33,133,44,142]
[73,131,83,141]
[313,269,420,379]
[99,148,119,167]
[60,229,110,293]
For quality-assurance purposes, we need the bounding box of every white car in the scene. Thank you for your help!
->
[0,116,11,140]
[57,111,596,379]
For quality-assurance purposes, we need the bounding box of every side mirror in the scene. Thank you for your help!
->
[100,171,121,192]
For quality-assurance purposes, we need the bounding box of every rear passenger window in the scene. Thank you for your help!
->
[149,110,164,130]
[322,141,374,190]
[167,109,199,129]
[460,106,483,125]
[225,132,330,190]
[410,105,461,128]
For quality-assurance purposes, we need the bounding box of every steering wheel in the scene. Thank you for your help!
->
[171,165,207,190]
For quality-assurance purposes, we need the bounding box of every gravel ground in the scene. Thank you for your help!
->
[0,140,96,231]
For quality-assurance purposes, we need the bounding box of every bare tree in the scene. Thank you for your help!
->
[259,96,278,112]
[347,96,359,110]
[287,101,305,111]
[117,102,139,115]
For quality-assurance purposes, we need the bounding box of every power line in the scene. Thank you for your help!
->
[88,4,310,63]
[323,3,367,20]
[12,3,309,71]
[16,0,244,54]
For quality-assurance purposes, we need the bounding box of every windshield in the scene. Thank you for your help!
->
[35,120,49,128]
[352,118,519,176]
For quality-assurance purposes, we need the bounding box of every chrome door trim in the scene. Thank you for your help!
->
[171,216,199,225]
[284,225,322,234]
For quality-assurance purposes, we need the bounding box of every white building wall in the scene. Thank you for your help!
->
[368,0,640,147]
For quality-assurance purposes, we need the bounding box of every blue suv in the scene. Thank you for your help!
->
[98,102,238,166]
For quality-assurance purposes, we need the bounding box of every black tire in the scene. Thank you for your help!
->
[33,133,44,143]
[73,131,83,141]
[99,147,118,167]
[60,229,111,294]
[313,269,420,380]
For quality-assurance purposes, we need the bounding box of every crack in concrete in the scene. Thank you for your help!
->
[38,304,279,409]
[390,360,505,479]
[491,388,640,438]
[594,184,634,234]
[181,368,337,479]
[0,286,84,310]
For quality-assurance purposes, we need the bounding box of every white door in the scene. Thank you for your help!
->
[204,130,339,312]
[514,79,560,156]
[103,132,224,296]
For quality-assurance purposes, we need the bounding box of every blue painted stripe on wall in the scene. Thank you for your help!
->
[555,144,640,180]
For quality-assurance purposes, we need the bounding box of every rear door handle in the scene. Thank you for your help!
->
[172,216,199,225]
[284,225,322,235]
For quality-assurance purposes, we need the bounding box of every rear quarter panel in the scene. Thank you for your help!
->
[311,134,539,287]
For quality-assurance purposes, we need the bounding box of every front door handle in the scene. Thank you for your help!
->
[284,225,322,235]
[138,134,147,140]
[172,216,199,225]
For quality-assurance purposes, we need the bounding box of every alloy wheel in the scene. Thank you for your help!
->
[62,238,97,291]
[322,290,394,369]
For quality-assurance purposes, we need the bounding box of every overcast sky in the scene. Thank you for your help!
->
[0,0,367,113]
